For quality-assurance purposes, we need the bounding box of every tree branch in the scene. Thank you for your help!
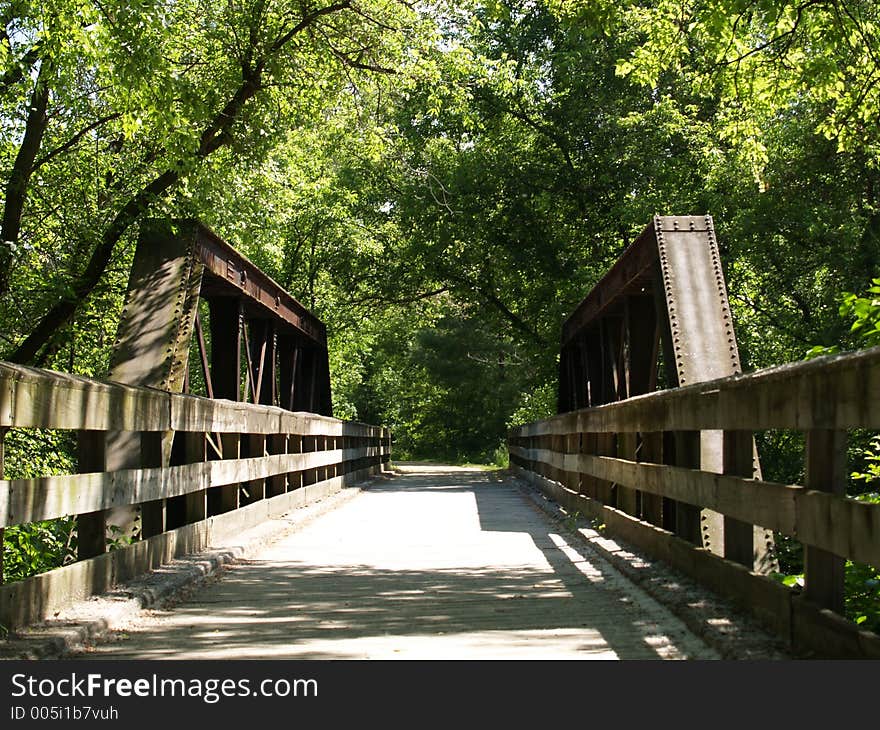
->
[0,43,41,98]
[270,0,353,53]
[33,113,123,171]
[345,286,450,307]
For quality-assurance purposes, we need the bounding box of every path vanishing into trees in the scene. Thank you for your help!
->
[68,465,727,660]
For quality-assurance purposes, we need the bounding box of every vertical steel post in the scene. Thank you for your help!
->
[207,297,243,515]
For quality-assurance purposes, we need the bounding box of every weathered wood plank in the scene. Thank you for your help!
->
[76,431,107,560]
[513,445,799,534]
[0,362,170,431]
[790,595,880,659]
[796,490,880,569]
[803,430,847,613]
[511,346,880,436]
[184,432,207,524]
[0,446,383,527]
[673,430,702,546]
[509,445,880,568]
[0,361,383,438]
[723,429,756,568]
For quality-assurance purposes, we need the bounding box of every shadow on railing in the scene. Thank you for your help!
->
[0,361,391,630]
[509,346,880,658]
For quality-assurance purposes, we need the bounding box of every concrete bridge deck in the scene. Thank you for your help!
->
[63,465,738,660]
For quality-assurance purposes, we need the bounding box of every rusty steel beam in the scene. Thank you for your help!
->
[125,219,333,415]
[98,219,334,544]
[191,222,325,346]
[557,215,775,573]
[561,224,660,347]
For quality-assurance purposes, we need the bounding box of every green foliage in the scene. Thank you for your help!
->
[846,560,880,633]
[614,0,880,173]
[845,451,880,630]
[508,382,556,428]
[3,428,75,479]
[847,450,880,630]
[2,428,78,582]
[490,442,509,468]
[853,436,880,488]
[843,282,880,628]
[563,510,581,533]
[3,518,76,583]
[840,278,880,349]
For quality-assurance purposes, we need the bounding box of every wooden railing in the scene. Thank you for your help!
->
[509,346,880,658]
[0,361,391,630]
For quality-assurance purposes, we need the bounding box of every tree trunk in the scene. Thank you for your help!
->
[0,61,51,297]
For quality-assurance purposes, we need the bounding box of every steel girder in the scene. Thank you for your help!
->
[79,220,333,547]
[557,215,776,573]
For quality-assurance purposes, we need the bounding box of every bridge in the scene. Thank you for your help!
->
[1,216,878,659]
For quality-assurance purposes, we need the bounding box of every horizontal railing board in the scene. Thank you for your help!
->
[511,346,880,436]
[169,393,384,437]
[0,446,388,527]
[0,361,388,438]
[0,362,170,431]
[510,446,880,569]
[795,490,880,570]
[510,445,798,534]
[790,596,880,659]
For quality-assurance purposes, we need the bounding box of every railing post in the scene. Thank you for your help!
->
[574,431,585,497]
[243,433,267,504]
[639,431,663,526]
[596,432,616,505]
[289,432,303,491]
[215,433,241,514]
[77,431,107,559]
[619,294,656,517]
[329,434,338,479]
[804,429,847,613]
[673,430,702,544]
[184,432,207,523]
[302,433,316,486]
[207,297,243,515]
[723,429,755,567]
[579,432,597,499]
[268,433,288,497]
[139,431,165,538]
[617,430,638,515]
[565,432,579,495]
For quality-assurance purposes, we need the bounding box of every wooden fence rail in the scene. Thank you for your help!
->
[509,346,880,659]
[0,361,391,630]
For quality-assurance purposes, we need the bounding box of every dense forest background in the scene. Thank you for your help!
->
[2,1,879,623]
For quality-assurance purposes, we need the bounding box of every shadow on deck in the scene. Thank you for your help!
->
[77,467,714,660]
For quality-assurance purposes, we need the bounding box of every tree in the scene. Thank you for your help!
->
[1,0,416,366]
